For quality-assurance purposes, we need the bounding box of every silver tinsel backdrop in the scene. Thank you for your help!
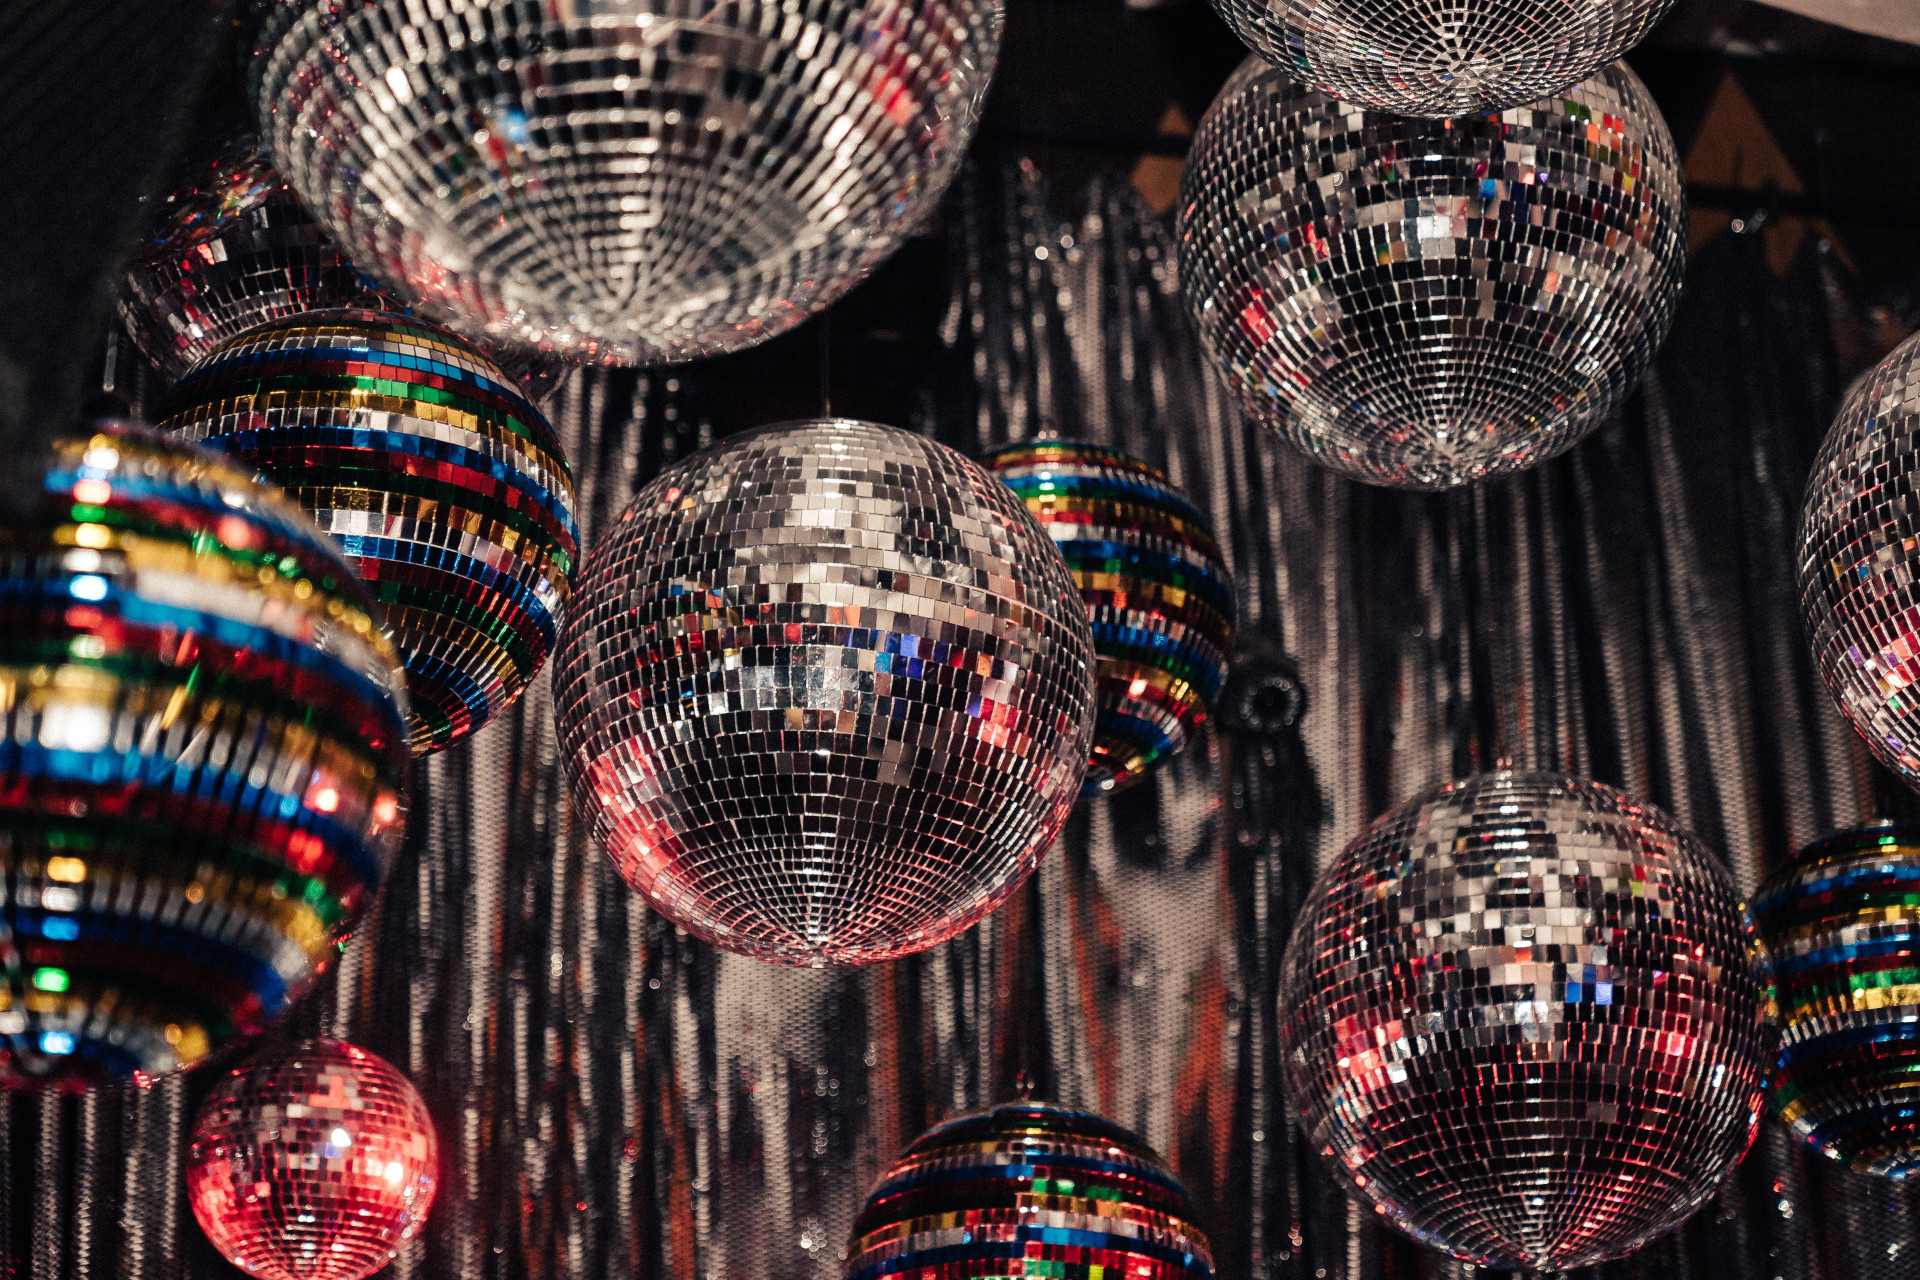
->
[9,155,1920,1280]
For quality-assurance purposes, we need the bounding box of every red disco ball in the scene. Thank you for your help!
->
[188,1038,439,1280]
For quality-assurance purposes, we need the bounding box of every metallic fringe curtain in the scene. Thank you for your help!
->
[10,157,1920,1280]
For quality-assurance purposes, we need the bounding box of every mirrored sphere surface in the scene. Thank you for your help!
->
[1178,58,1684,489]
[0,425,408,1089]
[1278,771,1770,1270]
[1209,0,1678,118]
[158,309,579,757]
[257,0,1001,365]
[1801,331,1920,785]
[188,1039,438,1280]
[554,419,1095,966]
[847,1101,1214,1280]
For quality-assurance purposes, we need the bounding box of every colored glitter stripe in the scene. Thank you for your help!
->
[846,1228,1207,1280]
[343,539,556,656]
[178,364,551,448]
[41,464,368,579]
[868,1155,1195,1202]
[0,588,404,749]
[210,424,578,543]
[243,448,576,554]
[178,338,554,431]
[1,743,385,889]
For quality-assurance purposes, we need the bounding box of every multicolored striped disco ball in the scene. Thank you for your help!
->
[158,309,578,755]
[1753,823,1920,1178]
[981,442,1235,795]
[0,424,409,1088]
[847,1100,1214,1280]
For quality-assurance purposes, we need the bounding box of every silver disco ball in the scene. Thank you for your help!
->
[1801,332,1920,784]
[117,133,387,382]
[553,419,1095,966]
[1278,771,1771,1271]
[255,0,1001,366]
[1209,0,1678,118]
[119,132,567,400]
[1177,58,1685,489]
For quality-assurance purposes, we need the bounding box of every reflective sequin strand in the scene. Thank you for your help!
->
[255,0,1002,364]
[1277,771,1771,1270]
[981,441,1235,795]
[1753,823,1920,1179]
[1800,331,1920,786]
[1209,0,1678,118]
[159,309,579,756]
[0,425,409,1088]
[846,1101,1214,1280]
[1178,58,1685,489]
[187,1038,438,1280]
[554,419,1095,966]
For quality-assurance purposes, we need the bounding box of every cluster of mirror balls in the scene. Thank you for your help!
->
[31,0,1920,1274]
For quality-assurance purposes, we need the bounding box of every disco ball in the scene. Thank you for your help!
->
[1800,332,1920,784]
[980,441,1235,795]
[847,1100,1214,1280]
[159,309,579,756]
[1278,770,1771,1270]
[255,0,1001,365]
[1209,0,1678,118]
[0,424,408,1089]
[118,134,567,400]
[188,1038,438,1280]
[1177,58,1685,490]
[553,419,1095,966]
[1752,823,1920,1179]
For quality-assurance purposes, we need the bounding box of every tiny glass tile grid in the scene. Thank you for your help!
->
[255,0,1002,366]
[0,424,409,1089]
[980,441,1236,796]
[1753,823,1920,1180]
[1277,770,1772,1271]
[1801,331,1920,787]
[159,308,579,756]
[1177,57,1685,490]
[188,1038,438,1280]
[846,1101,1214,1280]
[1208,0,1678,118]
[553,419,1095,967]
[116,132,389,383]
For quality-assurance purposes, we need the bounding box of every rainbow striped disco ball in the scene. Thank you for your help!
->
[847,1101,1214,1280]
[981,442,1235,795]
[159,309,578,755]
[0,424,409,1089]
[1753,823,1920,1178]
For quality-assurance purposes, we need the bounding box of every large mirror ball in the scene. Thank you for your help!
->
[256,0,1004,365]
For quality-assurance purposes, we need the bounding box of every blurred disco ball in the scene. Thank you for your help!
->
[1209,0,1678,118]
[1178,58,1684,489]
[118,133,568,400]
[159,309,578,756]
[980,441,1235,795]
[554,419,1094,966]
[255,0,1001,365]
[0,425,408,1089]
[1278,770,1771,1270]
[188,1039,438,1280]
[1753,823,1920,1178]
[116,133,388,383]
[1801,333,1920,784]
[847,1100,1214,1280]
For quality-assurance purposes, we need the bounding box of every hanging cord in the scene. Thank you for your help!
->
[819,306,833,419]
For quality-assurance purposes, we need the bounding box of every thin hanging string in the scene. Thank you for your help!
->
[819,307,833,419]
